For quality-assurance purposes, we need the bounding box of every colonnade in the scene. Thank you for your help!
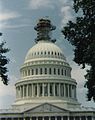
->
[16,83,76,99]
[21,67,71,78]
[0,115,93,120]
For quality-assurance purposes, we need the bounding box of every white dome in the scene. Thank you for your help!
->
[25,41,65,62]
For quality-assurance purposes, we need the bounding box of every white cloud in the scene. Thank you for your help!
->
[0,75,17,108]
[29,0,54,9]
[59,0,75,26]
[0,11,20,21]
[0,22,33,30]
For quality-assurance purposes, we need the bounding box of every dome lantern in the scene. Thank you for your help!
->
[34,18,56,43]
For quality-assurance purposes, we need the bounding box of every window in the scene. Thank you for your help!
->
[60,83,64,96]
[28,69,30,76]
[48,51,50,55]
[41,51,43,55]
[55,83,59,96]
[87,116,92,120]
[28,84,32,97]
[75,117,80,120]
[40,68,42,74]
[58,68,60,75]
[32,69,34,75]
[65,70,67,76]
[51,51,53,55]
[81,116,86,120]
[44,83,48,96]
[36,68,38,75]
[63,116,68,120]
[69,85,71,97]
[62,69,64,75]
[54,68,56,74]
[57,116,61,120]
[45,68,47,74]
[65,84,68,97]
[24,85,27,97]
[55,52,56,55]
[44,51,46,55]
[49,68,52,74]
[39,84,42,96]
[50,83,53,96]
[34,84,37,96]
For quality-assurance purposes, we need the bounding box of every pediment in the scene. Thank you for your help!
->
[24,103,69,113]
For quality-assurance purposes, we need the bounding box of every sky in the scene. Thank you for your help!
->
[0,0,95,109]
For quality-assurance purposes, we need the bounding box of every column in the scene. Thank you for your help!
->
[37,83,39,97]
[19,86,21,98]
[49,117,51,120]
[67,116,69,120]
[68,84,69,97]
[30,118,32,120]
[23,85,24,98]
[32,84,33,97]
[75,86,76,99]
[55,117,57,120]
[64,84,66,97]
[53,83,55,96]
[42,83,44,96]
[61,116,63,120]
[59,83,61,96]
[27,84,28,98]
[48,83,50,96]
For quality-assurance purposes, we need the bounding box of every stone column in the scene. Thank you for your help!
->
[53,83,55,96]
[61,116,63,120]
[55,116,57,120]
[23,85,24,98]
[48,83,50,96]
[64,84,66,97]
[59,83,61,96]
[68,84,69,97]
[37,83,39,97]
[32,84,33,97]
[42,83,44,96]
[49,117,51,120]
[27,84,28,98]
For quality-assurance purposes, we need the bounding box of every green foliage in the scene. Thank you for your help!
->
[0,33,10,85]
[62,0,95,101]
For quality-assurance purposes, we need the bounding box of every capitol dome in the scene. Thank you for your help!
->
[25,40,66,63]
[14,18,79,108]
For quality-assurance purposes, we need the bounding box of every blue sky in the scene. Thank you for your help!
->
[0,0,95,109]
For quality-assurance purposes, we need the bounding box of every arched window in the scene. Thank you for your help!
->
[51,51,53,55]
[55,52,56,55]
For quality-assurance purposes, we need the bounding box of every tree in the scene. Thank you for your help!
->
[0,33,10,85]
[62,0,95,101]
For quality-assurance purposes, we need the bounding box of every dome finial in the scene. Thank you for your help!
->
[34,18,56,43]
